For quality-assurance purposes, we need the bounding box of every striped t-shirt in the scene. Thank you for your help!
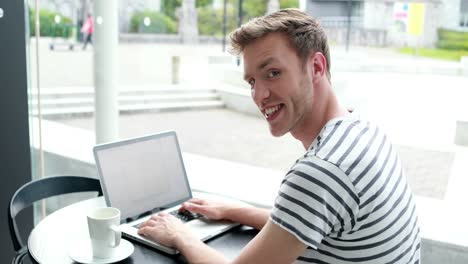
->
[271,112,420,263]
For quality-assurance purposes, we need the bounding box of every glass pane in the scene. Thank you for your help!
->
[27,0,99,221]
[28,0,468,209]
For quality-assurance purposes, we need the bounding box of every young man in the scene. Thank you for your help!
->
[138,9,420,263]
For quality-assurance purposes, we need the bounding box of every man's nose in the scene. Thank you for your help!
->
[252,81,270,107]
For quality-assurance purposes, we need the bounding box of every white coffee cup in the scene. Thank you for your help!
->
[87,207,122,259]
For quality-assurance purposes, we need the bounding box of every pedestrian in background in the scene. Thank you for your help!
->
[81,13,93,50]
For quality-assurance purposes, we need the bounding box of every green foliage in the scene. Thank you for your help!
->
[398,47,468,61]
[29,8,73,38]
[436,40,468,51]
[197,0,299,37]
[280,0,299,9]
[229,0,299,25]
[161,0,300,37]
[161,0,182,19]
[161,0,213,20]
[130,10,177,34]
[197,0,214,7]
[241,0,268,22]
[198,6,237,36]
[438,28,468,41]
[436,28,468,51]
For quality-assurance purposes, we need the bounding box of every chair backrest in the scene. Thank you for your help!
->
[8,176,102,251]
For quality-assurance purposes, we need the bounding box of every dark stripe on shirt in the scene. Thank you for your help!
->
[299,160,359,204]
[385,226,420,264]
[275,203,327,237]
[333,203,416,243]
[291,170,357,227]
[322,208,417,251]
[359,144,394,196]
[278,192,334,230]
[323,120,361,161]
[296,256,330,264]
[271,214,320,249]
[359,159,400,213]
[315,218,420,262]
[336,125,370,167]
[353,134,387,186]
[345,128,379,175]
[315,120,343,153]
[351,186,410,233]
[403,240,421,264]
[283,180,346,231]
[296,257,330,264]
[346,128,379,175]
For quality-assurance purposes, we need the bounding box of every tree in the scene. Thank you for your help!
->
[161,0,214,19]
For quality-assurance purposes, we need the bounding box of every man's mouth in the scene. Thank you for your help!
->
[264,104,284,120]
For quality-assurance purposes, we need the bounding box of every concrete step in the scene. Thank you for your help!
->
[31,100,225,117]
[119,93,220,104]
[30,98,95,108]
[29,86,219,98]
[120,100,225,112]
[29,86,225,116]
[30,93,221,108]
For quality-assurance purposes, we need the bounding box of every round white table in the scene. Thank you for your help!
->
[28,197,257,263]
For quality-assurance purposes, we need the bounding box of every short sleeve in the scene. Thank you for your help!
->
[270,155,359,249]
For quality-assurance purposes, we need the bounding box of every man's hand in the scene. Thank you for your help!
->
[180,198,235,221]
[182,197,270,230]
[137,209,229,264]
[137,212,196,248]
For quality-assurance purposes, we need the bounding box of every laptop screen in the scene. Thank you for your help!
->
[93,131,192,221]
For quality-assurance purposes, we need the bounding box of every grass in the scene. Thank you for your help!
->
[398,47,468,61]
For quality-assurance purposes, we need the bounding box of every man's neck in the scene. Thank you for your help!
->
[291,83,348,149]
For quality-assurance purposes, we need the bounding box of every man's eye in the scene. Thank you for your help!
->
[248,79,255,87]
[267,70,280,78]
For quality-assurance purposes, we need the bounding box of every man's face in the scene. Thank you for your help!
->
[243,33,313,137]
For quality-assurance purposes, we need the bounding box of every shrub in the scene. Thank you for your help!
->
[399,47,468,61]
[161,0,213,20]
[197,6,237,36]
[438,28,468,41]
[242,0,299,22]
[437,28,468,51]
[29,8,73,38]
[130,10,177,34]
[197,0,298,37]
[242,0,268,22]
[280,0,299,9]
[436,40,468,51]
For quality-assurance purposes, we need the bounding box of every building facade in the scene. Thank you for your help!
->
[306,0,468,47]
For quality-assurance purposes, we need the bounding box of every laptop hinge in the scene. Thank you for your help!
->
[125,207,170,223]
[125,210,152,223]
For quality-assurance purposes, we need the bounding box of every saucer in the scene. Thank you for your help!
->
[68,238,134,264]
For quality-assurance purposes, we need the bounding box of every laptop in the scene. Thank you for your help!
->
[93,131,240,254]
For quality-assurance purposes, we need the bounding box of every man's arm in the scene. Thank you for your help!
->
[225,206,270,230]
[173,219,308,264]
[182,198,270,230]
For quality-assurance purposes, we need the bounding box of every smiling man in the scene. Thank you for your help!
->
[138,9,421,263]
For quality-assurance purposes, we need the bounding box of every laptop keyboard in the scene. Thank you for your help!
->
[134,210,202,228]
[169,210,203,223]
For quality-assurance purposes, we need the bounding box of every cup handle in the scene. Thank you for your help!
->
[109,225,121,248]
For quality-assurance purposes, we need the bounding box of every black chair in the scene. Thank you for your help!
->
[8,176,102,264]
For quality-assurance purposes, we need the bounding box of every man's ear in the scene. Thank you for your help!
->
[311,52,327,84]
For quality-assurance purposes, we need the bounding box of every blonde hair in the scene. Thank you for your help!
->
[230,8,331,79]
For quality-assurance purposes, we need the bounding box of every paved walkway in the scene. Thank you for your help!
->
[53,108,459,200]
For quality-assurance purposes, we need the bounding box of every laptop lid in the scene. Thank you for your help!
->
[93,131,193,223]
